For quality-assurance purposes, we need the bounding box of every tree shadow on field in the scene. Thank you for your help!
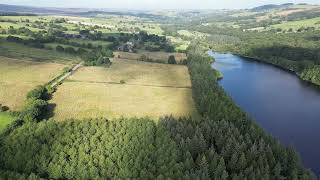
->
[44,103,56,119]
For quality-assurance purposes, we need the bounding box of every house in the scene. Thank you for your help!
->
[117,42,134,53]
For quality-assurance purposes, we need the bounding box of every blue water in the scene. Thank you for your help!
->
[209,51,320,175]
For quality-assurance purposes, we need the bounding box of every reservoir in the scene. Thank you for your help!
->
[209,51,320,175]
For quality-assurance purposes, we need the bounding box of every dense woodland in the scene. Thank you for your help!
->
[0,43,315,179]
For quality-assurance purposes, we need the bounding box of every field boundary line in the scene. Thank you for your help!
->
[65,80,192,89]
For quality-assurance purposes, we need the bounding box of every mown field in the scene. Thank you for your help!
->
[113,51,187,63]
[0,56,66,110]
[69,59,191,87]
[51,59,197,120]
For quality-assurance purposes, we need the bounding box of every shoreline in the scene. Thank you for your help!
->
[209,50,320,89]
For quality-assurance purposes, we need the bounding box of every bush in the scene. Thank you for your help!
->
[19,99,48,122]
[0,105,9,112]
[56,45,64,52]
[120,80,126,84]
[78,48,88,54]
[26,85,48,100]
[168,55,177,64]
[0,104,8,112]
[65,47,77,54]
[82,50,113,66]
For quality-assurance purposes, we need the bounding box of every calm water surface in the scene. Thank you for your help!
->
[209,51,320,174]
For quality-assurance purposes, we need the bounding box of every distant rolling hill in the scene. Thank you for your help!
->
[0,4,101,15]
[252,3,294,11]
[0,4,165,19]
[0,4,65,14]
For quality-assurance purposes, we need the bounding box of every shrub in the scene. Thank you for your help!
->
[168,55,177,64]
[65,47,77,54]
[19,99,48,122]
[26,85,48,100]
[56,45,64,52]
[0,105,9,112]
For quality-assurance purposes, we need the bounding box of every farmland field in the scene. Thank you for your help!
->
[113,51,187,63]
[51,59,197,120]
[272,17,320,30]
[69,59,191,87]
[68,39,112,47]
[0,56,66,110]
[44,43,89,51]
[0,40,81,63]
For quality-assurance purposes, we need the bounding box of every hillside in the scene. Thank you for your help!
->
[0,2,319,179]
[252,3,294,11]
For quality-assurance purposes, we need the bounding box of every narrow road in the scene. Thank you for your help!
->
[51,62,82,88]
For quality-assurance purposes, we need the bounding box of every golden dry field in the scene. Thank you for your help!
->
[51,59,197,120]
[113,51,187,63]
[69,59,191,87]
[0,56,66,110]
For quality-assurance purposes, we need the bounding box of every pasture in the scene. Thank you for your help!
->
[0,56,66,110]
[178,30,209,39]
[272,17,320,31]
[44,43,88,51]
[0,40,80,64]
[67,16,164,35]
[113,51,187,63]
[51,59,197,120]
[68,39,112,47]
[167,35,190,51]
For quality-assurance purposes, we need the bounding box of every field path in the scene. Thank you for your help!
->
[51,62,83,88]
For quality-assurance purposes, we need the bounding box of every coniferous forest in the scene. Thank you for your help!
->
[0,44,315,179]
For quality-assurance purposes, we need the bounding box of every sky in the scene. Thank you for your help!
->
[0,0,319,10]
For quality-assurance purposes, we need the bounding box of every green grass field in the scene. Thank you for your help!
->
[0,40,80,64]
[167,36,190,51]
[67,16,164,35]
[0,112,15,132]
[0,20,43,32]
[114,51,187,63]
[272,17,320,31]
[178,30,209,39]
[44,43,90,51]
[51,59,197,120]
[68,39,112,47]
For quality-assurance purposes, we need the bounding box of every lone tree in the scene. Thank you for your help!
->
[168,55,176,64]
